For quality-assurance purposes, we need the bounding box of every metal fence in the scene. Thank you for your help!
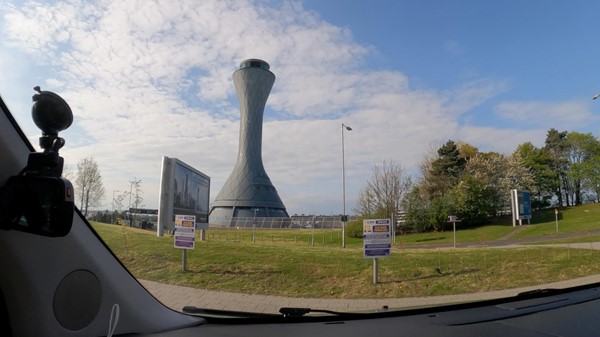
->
[209,215,359,229]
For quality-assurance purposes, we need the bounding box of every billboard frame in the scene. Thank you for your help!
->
[510,189,532,227]
[157,156,210,236]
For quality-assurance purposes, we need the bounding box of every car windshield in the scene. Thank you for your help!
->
[2,0,600,316]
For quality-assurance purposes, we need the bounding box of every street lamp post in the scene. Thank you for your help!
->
[341,122,352,248]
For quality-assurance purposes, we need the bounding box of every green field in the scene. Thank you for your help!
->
[512,204,600,239]
[91,206,600,299]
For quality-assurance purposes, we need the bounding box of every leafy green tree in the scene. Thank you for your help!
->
[448,175,495,225]
[580,155,600,202]
[514,142,555,209]
[432,140,467,180]
[400,186,431,232]
[566,132,600,205]
[544,129,569,206]
[420,140,469,200]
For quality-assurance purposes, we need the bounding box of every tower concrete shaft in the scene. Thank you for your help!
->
[210,59,288,219]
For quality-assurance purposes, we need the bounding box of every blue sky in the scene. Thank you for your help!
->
[1,0,599,215]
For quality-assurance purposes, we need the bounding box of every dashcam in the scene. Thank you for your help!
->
[0,87,75,237]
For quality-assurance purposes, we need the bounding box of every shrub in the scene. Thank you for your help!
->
[346,220,364,238]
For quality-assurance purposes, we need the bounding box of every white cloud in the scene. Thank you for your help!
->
[495,101,597,129]
[0,0,536,214]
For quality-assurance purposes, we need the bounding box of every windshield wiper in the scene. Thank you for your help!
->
[279,307,345,317]
[182,306,280,319]
[516,288,560,297]
[278,306,392,318]
[184,305,357,319]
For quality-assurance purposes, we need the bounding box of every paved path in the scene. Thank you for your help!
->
[140,233,600,314]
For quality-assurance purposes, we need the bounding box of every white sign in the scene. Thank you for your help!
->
[174,214,196,249]
[363,219,391,258]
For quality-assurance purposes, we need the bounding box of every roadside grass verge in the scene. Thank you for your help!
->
[200,224,517,248]
[528,234,600,245]
[395,225,516,247]
[512,204,600,240]
[91,221,600,299]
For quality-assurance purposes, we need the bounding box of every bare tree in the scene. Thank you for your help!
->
[75,156,105,217]
[128,178,144,211]
[354,160,412,218]
[127,178,144,226]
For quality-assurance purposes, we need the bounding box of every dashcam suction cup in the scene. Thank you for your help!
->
[32,86,73,152]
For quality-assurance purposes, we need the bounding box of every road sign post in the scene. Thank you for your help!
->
[447,215,462,248]
[363,219,391,284]
[174,215,196,271]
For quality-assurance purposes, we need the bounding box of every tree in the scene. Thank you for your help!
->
[465,151,535,215]
[129,178,144,211]
[544,129,569,206]
[354,160,412,219]
[421,140,468,199]
[514,142,555,209]
[112,191,128,224]
[580,155,600,202]
[75,156,105,217]
[127,178,144,226]
[432,140,468,179]
[566,132,600,205]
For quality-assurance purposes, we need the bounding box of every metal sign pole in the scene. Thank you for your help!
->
[453,221,456,248]
[373,258,378,285]
[182,249,187,272]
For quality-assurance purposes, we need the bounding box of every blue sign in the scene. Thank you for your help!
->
[516,190,532,220]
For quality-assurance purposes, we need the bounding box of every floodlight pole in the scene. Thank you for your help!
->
[341,122,352,248]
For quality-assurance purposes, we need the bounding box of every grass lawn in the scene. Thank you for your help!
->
[528,235,600,245]
[395,225,516,247]
[200,223,517,248]
[91,221,600,299]
[511,203,600,239]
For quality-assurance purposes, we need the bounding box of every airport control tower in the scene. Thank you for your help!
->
[209,59,289,222]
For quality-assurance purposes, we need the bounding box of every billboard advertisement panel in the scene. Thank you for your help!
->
[158,157,210,236]
[173,161,210,223]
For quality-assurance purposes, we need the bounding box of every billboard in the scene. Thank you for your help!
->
[157,157,210,236]
[511,189,532,226]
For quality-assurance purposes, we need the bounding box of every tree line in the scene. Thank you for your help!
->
[354,129,600,232]
[65,156,144,221]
